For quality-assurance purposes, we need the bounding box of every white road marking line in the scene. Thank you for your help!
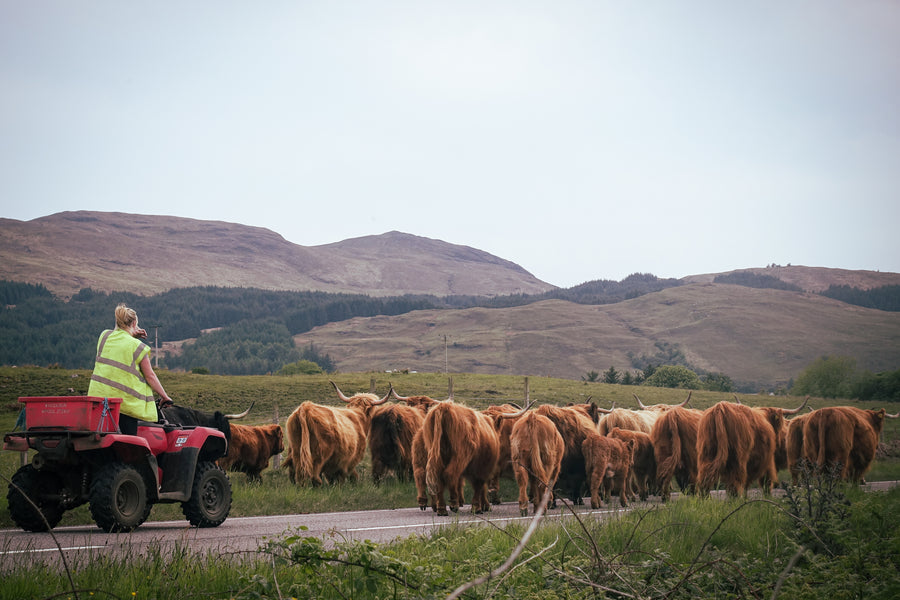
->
[344,508,620,533]
[1,545,107,555]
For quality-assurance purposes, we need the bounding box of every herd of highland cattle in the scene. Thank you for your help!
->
[166,382,899,517]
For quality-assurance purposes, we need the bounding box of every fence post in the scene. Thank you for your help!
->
[524,376,530,404]
[448,376,454,400]
[370,376,376,394]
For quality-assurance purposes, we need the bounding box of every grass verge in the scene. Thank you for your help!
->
[2,481,898,599]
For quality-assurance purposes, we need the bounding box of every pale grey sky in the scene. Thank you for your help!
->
[2,1,898,288]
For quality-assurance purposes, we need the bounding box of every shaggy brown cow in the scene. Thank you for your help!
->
[364,384,442,484]
[608,427,656,501]
[785,411,814,484]
[422,401,500,515]
[597,408,653,436]
[697,399,807,497]
[284,381,388,485]
[566,399,602,425]
[218,423,284,482]
[534,404,598,504]
[607,392,693,436]
[481,403,526,505]
[507,410,565,516]
[650,406,703,501]
[368,403,425,483]
[801,406,898,483]
[583,431,635,508]
[389,386,443,414]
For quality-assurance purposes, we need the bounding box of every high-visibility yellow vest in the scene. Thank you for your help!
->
[88,328,156,421]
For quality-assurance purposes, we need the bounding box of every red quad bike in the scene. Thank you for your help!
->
[3,396,232,533]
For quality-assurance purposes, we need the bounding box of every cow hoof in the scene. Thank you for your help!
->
[520,509,528,517]
[437,508,449,517]
[449,506,459,513]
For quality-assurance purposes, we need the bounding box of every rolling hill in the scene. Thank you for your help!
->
[291,283,900,388]
[0,211,554,298]
[2,211,899,387]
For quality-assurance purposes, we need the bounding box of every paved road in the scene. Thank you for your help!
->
[0,498,621,570]
[2,481,896,571]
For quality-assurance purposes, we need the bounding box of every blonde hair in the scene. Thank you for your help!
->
[115,304,138,330]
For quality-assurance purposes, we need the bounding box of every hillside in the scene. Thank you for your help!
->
[3,211,899,388]
[291,283,900,388]
[0,212,554,298]
[683,265,900,292]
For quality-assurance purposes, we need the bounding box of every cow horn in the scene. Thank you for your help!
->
[678,391,692,407]
[885,411,899,419]
[498,400,533,420]
[373,389,390,405]
[782,395,810,415]
[596,401,615,414]
[389,383,410,402]
[330,380,353,402]
[633,394,648,409]
[733,394,743,405]
[225,401,254,420]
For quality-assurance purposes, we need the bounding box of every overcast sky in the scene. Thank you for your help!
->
[2,1,898,288]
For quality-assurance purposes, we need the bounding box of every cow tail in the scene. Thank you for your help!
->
[816,414,828,469]
[530,419,549,487]
[710,407,730,475]
[657,421,680,485]
[425,406,446,496]
[296,404,314,483]
[698,405,728,491]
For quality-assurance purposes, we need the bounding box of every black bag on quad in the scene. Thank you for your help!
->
[4,396,231,533]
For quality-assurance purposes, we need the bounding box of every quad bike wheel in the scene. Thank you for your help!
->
[89,463,148,533]
[7,465,65,532]
[182,461,231,528]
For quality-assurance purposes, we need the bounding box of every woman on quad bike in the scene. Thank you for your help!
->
[88,303,174,435]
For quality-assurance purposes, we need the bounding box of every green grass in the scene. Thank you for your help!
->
[2,366,899,529]
[2,367,900,598]
[3,483,899,599]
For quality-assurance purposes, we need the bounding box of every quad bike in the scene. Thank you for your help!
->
[3,396,231,533]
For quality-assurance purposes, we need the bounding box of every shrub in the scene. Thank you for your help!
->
[277,360,324,376]
[642,365,702,389]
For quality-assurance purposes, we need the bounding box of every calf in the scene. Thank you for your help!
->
[218,423,284,482]
[583,431,635,508]
[608,427,655,501]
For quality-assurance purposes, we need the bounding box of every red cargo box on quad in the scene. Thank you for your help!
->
[19,396,121,432]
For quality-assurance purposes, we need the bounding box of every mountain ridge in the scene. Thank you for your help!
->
[3,211,899,387]
[0,211,554,298]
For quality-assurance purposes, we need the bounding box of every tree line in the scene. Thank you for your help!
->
[2,275,898,376]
